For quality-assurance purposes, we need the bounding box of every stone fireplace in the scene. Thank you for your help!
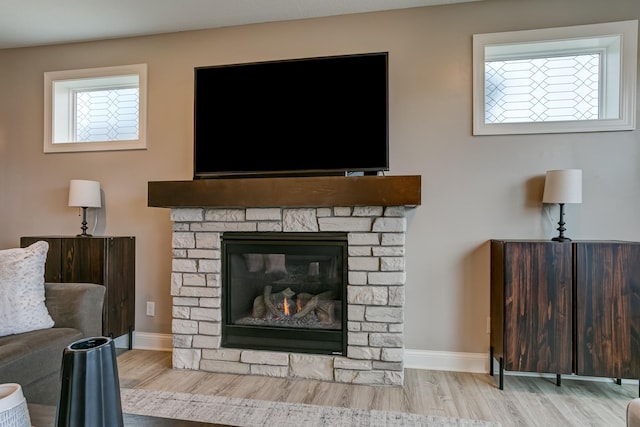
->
[149,175,421,386]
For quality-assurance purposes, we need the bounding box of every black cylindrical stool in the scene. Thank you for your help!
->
[55,337,124,427]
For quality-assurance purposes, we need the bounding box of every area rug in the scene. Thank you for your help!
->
[120,388,501,427]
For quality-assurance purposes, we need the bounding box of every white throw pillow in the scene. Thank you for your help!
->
[0,241,54,337]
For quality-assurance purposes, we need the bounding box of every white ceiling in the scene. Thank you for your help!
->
[0,0,480,50]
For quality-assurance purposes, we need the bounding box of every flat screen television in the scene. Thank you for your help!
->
[193,52,389,178]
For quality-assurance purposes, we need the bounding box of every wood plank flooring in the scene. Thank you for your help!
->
[117,350,637,427]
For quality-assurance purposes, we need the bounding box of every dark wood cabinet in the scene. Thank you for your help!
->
[490,240,573,389]
[490,239,640,390]
[574,241,640,380]
[21,236,135,348]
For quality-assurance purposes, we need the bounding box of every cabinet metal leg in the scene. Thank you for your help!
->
[128,326,134,350]
[616,378,622,385]
[499,357,504,390]
[556,374,561,386]
[489,346,494,376]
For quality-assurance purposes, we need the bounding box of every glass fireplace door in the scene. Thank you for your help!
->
[221,232,347,355]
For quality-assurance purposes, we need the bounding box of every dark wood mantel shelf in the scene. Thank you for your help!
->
[148,175,421,208]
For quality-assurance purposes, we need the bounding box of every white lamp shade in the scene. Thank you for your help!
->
[542,169,582,204]
[68,180,101,208]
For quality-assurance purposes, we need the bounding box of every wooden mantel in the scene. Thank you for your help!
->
[148,175,421,208]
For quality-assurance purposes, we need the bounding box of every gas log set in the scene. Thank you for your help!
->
[246,285,339,328]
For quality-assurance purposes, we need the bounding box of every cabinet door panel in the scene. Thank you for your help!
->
[61,238,105,284]
[20,237,62,282]
[575,242,640,378]
[104,237,135,338]
[502,242,572,374]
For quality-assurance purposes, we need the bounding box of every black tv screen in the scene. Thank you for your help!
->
[193,52,389,178]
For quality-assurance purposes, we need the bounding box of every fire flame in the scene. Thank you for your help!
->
[283,297,290,316]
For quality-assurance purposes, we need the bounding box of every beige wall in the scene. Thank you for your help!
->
[1,0,639,355]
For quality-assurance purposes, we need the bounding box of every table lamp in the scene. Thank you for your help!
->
[542,169,582,242]
[68,180,101,237]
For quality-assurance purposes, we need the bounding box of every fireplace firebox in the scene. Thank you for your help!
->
[221,232,347,355]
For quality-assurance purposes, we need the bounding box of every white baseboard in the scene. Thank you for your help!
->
[404,349,489,373]
[134,332,173,351]
[116,331,173,351]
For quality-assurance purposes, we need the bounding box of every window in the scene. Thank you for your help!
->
[44,64,147,153]
[473,20,637,135]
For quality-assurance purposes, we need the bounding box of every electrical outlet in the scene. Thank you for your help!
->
[146,301,155,316]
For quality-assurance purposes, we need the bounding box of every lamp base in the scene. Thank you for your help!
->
[77,207,92,237]
[550,203,572,242]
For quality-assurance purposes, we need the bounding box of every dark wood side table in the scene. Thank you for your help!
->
[490,239,640,394]
[21,236,135,349]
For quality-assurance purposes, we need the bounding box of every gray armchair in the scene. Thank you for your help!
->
[44,282,104,338]
[0,282,105,404]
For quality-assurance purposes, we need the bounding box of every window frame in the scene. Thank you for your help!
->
[472,20,637,136]
[44,64,148,153]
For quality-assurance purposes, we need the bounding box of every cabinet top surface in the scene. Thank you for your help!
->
[21,235,135,239]
[491,239,639,244]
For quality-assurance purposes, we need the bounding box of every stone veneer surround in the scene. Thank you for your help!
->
[170,205,407,386]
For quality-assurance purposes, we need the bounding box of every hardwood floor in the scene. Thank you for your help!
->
[117,350,637,427]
